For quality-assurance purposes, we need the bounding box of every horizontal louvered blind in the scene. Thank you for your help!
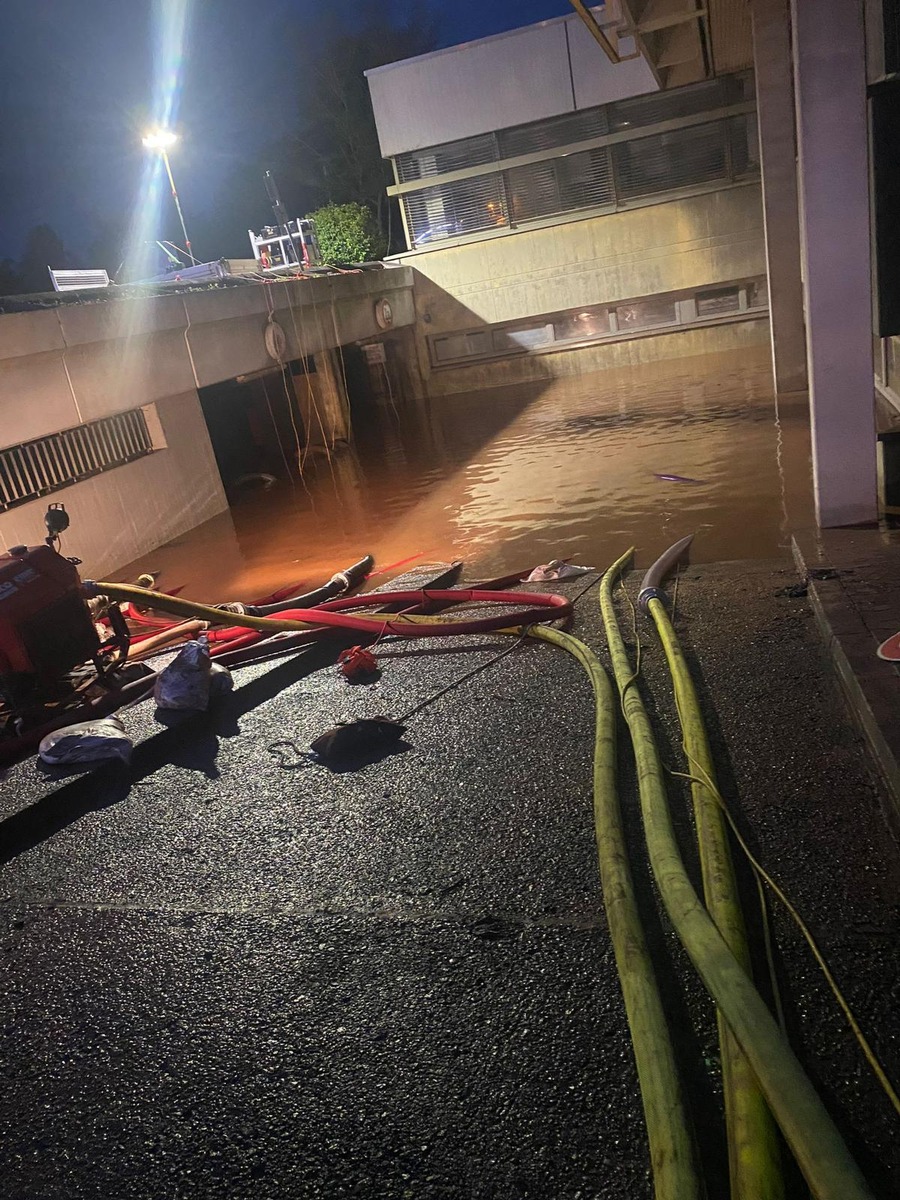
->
[396,72,757,248]
[395,133,499,183]
[728,113,759,177]
[404,174,507,245]
[612,121,728,199]
[506,147,614,222]
[608,74,748,131]
[0,408,154,512]
[498,106,610,158]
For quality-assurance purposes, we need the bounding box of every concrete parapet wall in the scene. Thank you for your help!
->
[0,268,415,574]
[0,268,415,433]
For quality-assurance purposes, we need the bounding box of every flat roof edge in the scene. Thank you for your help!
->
[363,6,610,78]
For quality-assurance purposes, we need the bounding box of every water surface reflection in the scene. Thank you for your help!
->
[117,345,813,598]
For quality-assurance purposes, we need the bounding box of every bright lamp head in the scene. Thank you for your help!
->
[142,129,178,150]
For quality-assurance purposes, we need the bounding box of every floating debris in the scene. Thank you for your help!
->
[654,473,705,485]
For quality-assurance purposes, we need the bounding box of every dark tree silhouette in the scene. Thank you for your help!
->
[291,3,440,247]
[0,258,25,296]
[87,217,129,280]
[18,224,73,293]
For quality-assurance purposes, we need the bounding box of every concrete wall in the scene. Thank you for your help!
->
[408,320,770,397]
[391,185,766,395]
[0,390,223,579]
[0,268,415,574]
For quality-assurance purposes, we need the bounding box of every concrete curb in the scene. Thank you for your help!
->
[792,535,900,840]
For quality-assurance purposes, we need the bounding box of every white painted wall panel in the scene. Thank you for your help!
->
[368,21,575,157]
[568,20,659,108]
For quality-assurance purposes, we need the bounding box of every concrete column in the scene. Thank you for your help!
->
[790,0,878,526]
[750,0,807,394]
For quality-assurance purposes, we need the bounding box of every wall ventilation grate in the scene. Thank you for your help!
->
[0,408,154,512]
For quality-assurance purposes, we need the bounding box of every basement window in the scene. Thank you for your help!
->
[696,287,741,318]
[427,276,767,368]
[493,324,555,352]
[615,298,678,331]
[432,330,493,363]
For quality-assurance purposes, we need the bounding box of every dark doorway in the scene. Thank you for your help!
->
[198,370,306,498]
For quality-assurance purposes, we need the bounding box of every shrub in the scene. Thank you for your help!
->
[308,202,387,265]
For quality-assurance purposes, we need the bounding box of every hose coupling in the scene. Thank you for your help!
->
[81,580,100,598]
[637,586,667,614]
[215,601,247,615]
[330,571,352,590]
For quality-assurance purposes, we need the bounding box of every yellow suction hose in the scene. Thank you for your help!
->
[600,549,874,1200]
[87,581,568,636]
[90,582,361,633]
[524,624,702,1200]
[643,591,781,1198]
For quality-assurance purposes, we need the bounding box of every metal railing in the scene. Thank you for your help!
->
[0,408,154,512]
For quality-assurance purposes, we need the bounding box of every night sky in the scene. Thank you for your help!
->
[0,1,573,263]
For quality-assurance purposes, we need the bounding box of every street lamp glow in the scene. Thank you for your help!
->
[142,128,178,150]
[140,128,195,262]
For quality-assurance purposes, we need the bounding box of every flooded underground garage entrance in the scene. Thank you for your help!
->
[119,340,814,597]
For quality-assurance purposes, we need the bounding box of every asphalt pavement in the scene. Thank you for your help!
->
[1,561,898,1199]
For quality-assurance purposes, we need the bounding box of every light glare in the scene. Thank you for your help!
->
[142,129,178,150]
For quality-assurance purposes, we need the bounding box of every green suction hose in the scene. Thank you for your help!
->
[640,551,782,1200]
[599,549,874,1200]
[526,624,702,1200]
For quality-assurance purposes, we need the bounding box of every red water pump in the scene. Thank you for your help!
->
[0,506,126,711]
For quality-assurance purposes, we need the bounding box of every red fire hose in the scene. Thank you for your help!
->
[85,583,573,640]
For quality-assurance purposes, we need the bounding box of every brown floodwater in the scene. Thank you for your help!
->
[116,344,814,601]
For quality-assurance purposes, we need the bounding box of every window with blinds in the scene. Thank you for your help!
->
[395,133,499,183]
[506,147,615,222]
[396,72,758,249]
[404,173,507,245]
[0,408,156,512]
[498,105,610,158]
[611,120,728,200]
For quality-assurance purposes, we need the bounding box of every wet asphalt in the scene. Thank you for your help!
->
[1,561,899,1199]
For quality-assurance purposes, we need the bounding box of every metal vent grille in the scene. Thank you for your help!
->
[506,147,614,222]
[395,133,498,183]
[498,106,610,158]
[612,120,728,199]
[404,174,507,245]
[0,408,154,512]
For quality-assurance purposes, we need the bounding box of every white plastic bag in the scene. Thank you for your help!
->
[39,716,133,766]
[153,638,233,711]
[526,560,596,582]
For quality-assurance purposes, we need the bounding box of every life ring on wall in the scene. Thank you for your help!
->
[265,319,287,362]
[374,297,394,330]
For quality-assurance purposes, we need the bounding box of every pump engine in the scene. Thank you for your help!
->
[0,507,129,715]
[0,544,99,708]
